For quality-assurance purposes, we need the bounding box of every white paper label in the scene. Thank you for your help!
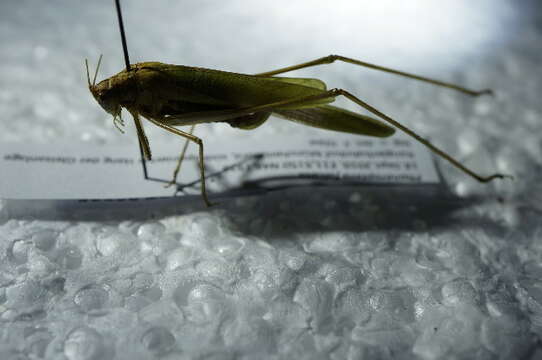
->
[0,133,439,200]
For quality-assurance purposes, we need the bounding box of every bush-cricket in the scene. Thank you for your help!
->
[87,0,511,206]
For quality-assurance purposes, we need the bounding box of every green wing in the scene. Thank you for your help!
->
[259,76,327,91]
[274,105,395,137]
[131,62,393,137]
[219,105,396,136]
[135,63,333,109]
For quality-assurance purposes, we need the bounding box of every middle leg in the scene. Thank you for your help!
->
[165,124,196,188]
[143,117,212,207]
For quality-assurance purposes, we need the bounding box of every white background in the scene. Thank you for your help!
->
[0,1,541,359]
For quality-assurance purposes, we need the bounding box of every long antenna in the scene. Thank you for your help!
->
[115,0,131,72]
[114,0,150,180]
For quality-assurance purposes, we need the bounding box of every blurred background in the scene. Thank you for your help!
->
[1,1,542,359]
